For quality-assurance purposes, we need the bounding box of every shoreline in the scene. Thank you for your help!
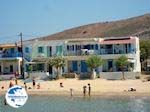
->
[1,90,150,97]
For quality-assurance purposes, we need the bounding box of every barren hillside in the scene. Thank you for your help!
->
[38,13,150,41]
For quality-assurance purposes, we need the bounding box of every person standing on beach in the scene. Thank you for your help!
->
[88,83,91,96]
[83,86,87,96]
[15,78,18,85]
[9,81,13,88]
[14,71,18,85]
[5,81,13,105]
[32,79,35,89]
[37,83,40,89]
[24,82,27,91]
[70,88,73,97]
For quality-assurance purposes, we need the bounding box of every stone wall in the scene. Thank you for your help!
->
[100,72,141,80]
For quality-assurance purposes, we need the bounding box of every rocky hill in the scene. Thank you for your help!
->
[38,13,150,41]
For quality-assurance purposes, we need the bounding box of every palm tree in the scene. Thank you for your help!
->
[116,55,129,80]
[49,56,65,79]
[86,55,103,79]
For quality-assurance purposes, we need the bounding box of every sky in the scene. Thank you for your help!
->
[0,0,150,43]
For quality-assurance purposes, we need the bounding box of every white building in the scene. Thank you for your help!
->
[0,43,22,79]
[23,36,141,79]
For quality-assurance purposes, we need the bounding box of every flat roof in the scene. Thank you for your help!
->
[0,43,21,48]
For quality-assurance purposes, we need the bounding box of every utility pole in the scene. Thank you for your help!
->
[19,32,24,79]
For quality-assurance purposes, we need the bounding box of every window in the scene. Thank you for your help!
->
[95,44,98,50]
[18,47,22,52]
[38,47,44,53]
[56,46,63,56]
[25,47,29,53]
[67,45,69,50]
[78,45,81,50]
[72,45,74,51]
[10,48,15,53]
[90,45,94,49]
[37,64,44,71]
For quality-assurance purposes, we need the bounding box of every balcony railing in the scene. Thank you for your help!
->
[0,52,22,58]
[64,49,99,56]
[31,48,136,58]
[64,49,135,56]
[100,49,135,55]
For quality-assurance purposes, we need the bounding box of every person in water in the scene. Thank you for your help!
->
[70,88,73,97]
[4,98,7,105]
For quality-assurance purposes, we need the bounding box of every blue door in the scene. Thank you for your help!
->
[81,61,88,73]
[72,61,78,72]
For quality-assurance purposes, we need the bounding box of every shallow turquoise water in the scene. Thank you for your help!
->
[0,95,150,112]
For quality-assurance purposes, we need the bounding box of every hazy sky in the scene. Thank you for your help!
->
[0,0,150,43]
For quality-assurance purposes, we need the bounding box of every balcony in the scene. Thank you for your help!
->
[64,48,135,56]
[100,49,135,55]
[65,49,99,56]
[0,52,22,58]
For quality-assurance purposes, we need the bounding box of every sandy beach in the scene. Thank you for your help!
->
[0,78,150,96]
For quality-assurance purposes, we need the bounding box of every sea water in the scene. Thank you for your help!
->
[0,95,150,112]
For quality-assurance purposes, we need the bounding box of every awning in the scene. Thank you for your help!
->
[99,38,136,45]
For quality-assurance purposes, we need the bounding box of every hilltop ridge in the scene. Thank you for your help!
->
[36,13,150,41]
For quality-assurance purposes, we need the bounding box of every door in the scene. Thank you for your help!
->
[49,46,52,56]
[81,61,88,73]
[72,61,78,72]
[106,45,113,54]
[47,46,52,57]
[108,60,113,71]
[48,65,52,74]
[10,65,13,73]
[0,65,1,73]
